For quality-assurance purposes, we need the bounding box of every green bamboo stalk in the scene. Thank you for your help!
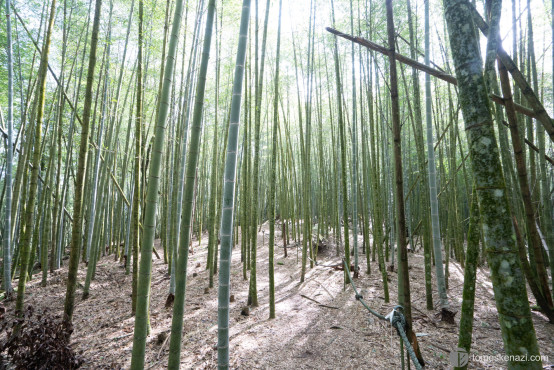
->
[425,0,449,312]
[498,59,554,321]
[406,0,432,310]
[130,0,144,316]
[455,188,480,370]
[41,193,52,286]
[207,21,222,286]
[3,0,14,298]
[130,0,186,366]
[349,0,359,278]
[167,0,215,367]
[248,0,270,306]
[241,61,250,280]
[83,4,112,298]
[268,0,282,320]
[304,0,314,268]
[53,2,92,271]
[207,123,218,285]
[532,0,554,291]
[216,0,251,366]
[16,0,57,315]
[385,3,421,366]
[64,0,102,324]
[551,0,554,290]
[330,0,350,285]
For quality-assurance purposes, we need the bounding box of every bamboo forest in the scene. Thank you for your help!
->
[1,0,554,368]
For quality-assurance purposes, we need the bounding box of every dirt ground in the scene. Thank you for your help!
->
[3,223,554,369]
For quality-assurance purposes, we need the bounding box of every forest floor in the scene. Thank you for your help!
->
[3,222,554,369]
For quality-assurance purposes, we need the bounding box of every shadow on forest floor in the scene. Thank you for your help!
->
[2,223,553,369]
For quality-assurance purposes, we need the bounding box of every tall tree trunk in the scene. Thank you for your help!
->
[130,0,186,366]
[498,59,554,322]
[531,0,554,291]
[330,0,350,285]
[83,2,113,298]
[167,0,215,367]
[443,0,542,367]
[64,0,102,324]
[551,0,554,290]
[425,0,450,314]
[53,1,92,271]
[407,0,433,310]
[16,0,57,315]
[456,189,480,370]
[385,0,423,366]
[167,0,203,302]
[268,0,282,319]
[217,0,251,365]
[248,0,270,306]
[3,0,14,298]
[349,0,359,278]
[131,0,144,317]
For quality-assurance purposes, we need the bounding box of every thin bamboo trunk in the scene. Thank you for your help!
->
[385,1,423,365]
[268,0,282,319]
[64,0,102,324]
[425,0,449,313]
[130,0,186,365]
[456,189,480,370]
[248,0,270,306]
[167,0,215,367]
[3,0,14,298]
[83,3,113,298]
[16,0,57,315]
[330,0,350,285]
[216,0,251,365]
[498,59,554,322]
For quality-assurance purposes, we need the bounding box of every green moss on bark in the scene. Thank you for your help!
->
[443,0,542,368]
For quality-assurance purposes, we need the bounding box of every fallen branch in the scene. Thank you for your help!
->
[322,262,354,271]
[300,294,340,310]
[325,27,546,124]
[111,333,133,341]
[326,27,456,84]
[156,333,170,360]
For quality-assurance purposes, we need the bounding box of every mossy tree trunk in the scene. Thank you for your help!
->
[443,0,542,367]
